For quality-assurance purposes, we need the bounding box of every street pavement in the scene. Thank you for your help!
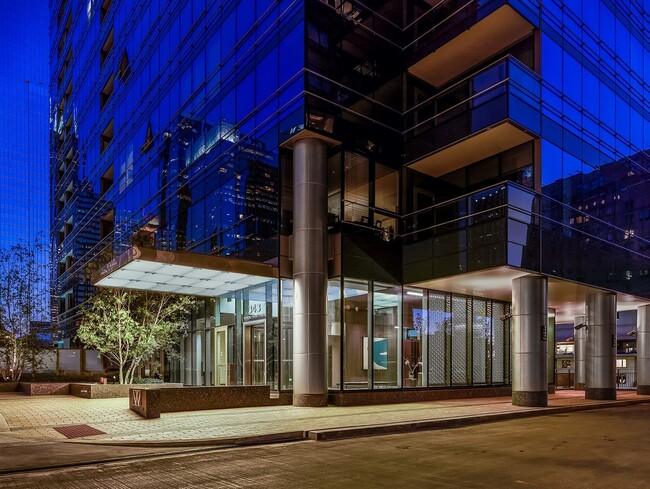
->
[1,403,650,488]
[0,389,648,474]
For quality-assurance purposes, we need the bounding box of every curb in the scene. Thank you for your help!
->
[0,432,307,476]
[66,396,650,447]
[307,398,650,441]
[65,430,306,448]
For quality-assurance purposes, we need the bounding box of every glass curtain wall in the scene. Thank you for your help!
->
[180,298,216,386]
[179,281,278,388]
[177,283,509,390]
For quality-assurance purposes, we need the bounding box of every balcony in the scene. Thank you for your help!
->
[401,182,650,298]
[406,0,537,87]
[405,56,540,175]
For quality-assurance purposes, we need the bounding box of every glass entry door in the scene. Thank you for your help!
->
[244,320,266,385]
[214,326,229,385]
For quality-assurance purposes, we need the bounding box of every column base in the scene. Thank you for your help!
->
[293,393,328,407]
[585,387,616,400]
[512,391,547,407]
[637,385,650,395]
[574,383,586,391]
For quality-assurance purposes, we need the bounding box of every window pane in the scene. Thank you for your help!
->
[343,279,369,389]
[373,283,400,389]
[403,287,426,387]
[374,163,398,212]
[327,279,341,389]
[280,280,293,390]
[343,152,369,222]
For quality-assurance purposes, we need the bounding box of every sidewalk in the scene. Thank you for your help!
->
[0,389,648,473]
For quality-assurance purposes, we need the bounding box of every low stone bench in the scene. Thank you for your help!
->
[129,385,292,419]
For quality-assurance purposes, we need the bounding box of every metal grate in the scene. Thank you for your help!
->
[427,292,447,385]
[492,302,506,383]
[54,424,106,439]
[451,296,468,385]
[473,298,488,384]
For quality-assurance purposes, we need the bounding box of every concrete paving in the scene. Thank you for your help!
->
[0,389,648,474]
[3,403,650,488]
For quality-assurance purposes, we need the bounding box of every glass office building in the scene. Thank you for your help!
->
[51,1,650,405]
[0,1,50,324]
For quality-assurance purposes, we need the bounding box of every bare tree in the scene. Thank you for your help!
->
[0,240,50,381]
[77,288,195,384]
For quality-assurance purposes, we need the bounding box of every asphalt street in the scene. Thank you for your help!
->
[1,403,648,488]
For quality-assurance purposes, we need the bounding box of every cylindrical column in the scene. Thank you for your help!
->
[511,275,548,407]
[585,292,616,400]
[636,305,650,395]
[292,138,328,407]
[574,315,586,390]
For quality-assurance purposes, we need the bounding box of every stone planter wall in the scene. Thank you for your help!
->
[18,383,70,396]
[328,386,513,406]
[129,386,293,418]
[0,382,19,392]
[70,383,184,399]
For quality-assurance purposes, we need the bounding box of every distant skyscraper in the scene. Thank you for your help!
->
[0,1,50,317]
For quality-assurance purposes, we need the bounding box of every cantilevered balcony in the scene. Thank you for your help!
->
[401,182,650,298]
[405,55,540,176]
[406,0,537,87]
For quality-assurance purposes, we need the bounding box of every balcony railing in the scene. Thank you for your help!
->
[404,55,541,164]
[319,0,539,58]
[399,181,650,295]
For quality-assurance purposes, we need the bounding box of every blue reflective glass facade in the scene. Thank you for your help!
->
[50,1,650,392]
[0,1,50,319]
[50,0,303,341]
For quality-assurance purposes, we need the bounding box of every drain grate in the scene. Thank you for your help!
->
[54,424,106,439]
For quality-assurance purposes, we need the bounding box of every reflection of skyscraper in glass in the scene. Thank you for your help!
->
[0,2,50,321]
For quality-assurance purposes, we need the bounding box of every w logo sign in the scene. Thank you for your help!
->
[131,389,142,407]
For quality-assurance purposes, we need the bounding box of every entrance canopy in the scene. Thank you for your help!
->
[93,247,278,297]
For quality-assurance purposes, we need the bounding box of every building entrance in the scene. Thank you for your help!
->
[244,320,266,385]
[214,326,229,385]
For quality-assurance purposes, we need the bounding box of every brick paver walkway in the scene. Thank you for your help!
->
[1,389,647,444]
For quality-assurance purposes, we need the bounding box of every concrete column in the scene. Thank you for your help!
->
[636,305,650,395]
[292,138,328,407]
[512,275,548,407]
[574,315,586,390]
[585,293,616,400]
